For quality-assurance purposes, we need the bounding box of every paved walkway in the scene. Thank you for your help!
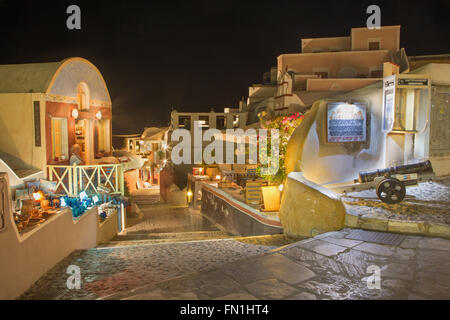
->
[19,237,280,300]
[126,205,220,235]
[343,177,450,238]
[106,229,450,300]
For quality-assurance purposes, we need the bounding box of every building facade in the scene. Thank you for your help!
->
[247,26,409,124]
[0,57,113,175]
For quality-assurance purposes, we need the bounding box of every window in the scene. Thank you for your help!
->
[33,101,41,147]
[97,119,110,154]
[77,82,90,111]
[371,69,384,78]
[368,41,380,50]
[178,116,191,130]
[199,115,209,130]
[51,118,68,161]
[233,115,240,128]
[216,115,226,130]
[314,71,329,79]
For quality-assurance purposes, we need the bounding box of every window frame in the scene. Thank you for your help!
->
[51,117,69,161]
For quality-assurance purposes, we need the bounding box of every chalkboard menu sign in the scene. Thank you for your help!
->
[33,101,41,147]
[327,102,367,143]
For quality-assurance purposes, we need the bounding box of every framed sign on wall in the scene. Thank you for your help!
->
[382,76,396,133]
[326,102,367,143]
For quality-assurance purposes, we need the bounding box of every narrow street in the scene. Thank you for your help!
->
[19,187,450,300]
[19,191,298,300]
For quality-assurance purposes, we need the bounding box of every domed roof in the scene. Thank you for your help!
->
[0,61,62,93]
[0,57,111,104]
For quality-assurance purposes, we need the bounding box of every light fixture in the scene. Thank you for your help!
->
[187,190,193,198]
[60,197,67,207]
[215,175,221,180]
[92,195,100,204]
[32,190,43,202]
[278,184,284,192]
[72,108,79,119]
[95,111,102,120]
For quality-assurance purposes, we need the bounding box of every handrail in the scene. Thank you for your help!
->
[46,164,124,197]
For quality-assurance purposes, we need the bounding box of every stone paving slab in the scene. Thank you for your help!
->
[117,229,450,300]
[343,177,450,238]
[19,238,279,300]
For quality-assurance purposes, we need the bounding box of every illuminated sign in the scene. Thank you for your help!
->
[327,102,367,143]
[382,75,396,133]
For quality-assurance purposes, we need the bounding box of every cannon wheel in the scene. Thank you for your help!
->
[376,178,406,204]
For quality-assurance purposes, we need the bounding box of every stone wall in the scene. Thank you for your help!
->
[279,172,346,237]
[201,185,283,236]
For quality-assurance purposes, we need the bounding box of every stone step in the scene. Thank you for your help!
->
[98,232,232,248]
[112,230,230,241]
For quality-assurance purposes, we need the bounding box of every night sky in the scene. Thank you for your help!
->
[0,0,449,134]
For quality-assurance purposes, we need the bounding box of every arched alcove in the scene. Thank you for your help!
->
[77,82,90,110]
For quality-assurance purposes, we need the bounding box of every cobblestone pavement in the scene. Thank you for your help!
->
[19,238,280,300]
[106,229,450,300]
[126,206,220,235]
[343,176,450,226]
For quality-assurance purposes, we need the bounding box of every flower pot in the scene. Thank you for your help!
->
[260,185,281,212]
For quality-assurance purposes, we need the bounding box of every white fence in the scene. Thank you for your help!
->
[47,164,124,197]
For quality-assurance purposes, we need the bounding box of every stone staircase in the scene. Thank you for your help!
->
[97,230,232,248]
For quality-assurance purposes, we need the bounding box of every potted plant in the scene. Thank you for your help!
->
[257,112,304,212]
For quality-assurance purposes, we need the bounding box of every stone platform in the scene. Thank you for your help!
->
[104,228,450,300]
[343,176,450,238]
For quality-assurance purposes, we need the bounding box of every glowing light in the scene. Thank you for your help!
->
[92,195,100,204]
[95,111,102,120]
[187,191,193,197]
[278,184,284,192]
[79,191,88,201]
[162,143,167,150]
[139,140,144,145]
[163,159,167,164]
[71,109,79,119]
[215,175,221,180]
[32,190,43,201]
[60,198,67,207]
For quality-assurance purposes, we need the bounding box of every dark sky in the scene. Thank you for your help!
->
[0,0,449,134]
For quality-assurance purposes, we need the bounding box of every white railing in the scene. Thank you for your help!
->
[47,164,124,197]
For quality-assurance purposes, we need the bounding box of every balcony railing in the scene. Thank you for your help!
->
[46,164,124,197]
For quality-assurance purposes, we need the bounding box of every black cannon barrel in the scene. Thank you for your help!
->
[358,160,433,183]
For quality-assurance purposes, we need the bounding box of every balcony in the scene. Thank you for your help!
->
[46,164,124,197]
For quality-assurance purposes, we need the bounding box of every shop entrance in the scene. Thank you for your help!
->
[75,119,94,164]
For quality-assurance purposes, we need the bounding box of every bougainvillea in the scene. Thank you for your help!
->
[257,112,304,184]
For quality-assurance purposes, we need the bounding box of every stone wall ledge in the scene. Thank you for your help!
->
[345,211,450,239]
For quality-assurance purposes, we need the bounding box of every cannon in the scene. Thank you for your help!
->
[358,160,433,184]
[327,160,435,204]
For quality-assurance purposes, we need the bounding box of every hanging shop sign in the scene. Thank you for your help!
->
[326,102,367,143]
[382,76,396,133]
[397,78,429,87]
